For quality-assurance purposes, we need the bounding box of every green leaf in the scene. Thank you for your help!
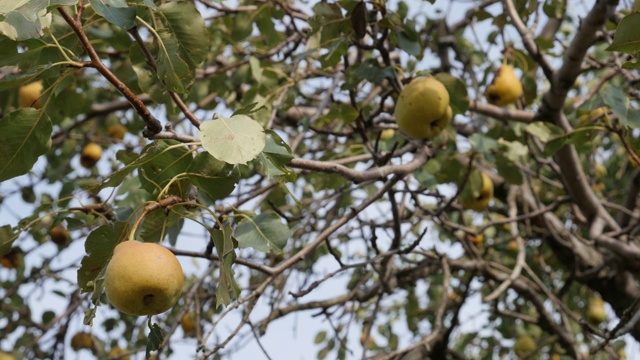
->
[77,222,131,291]
[198,114,266,165]
[187,152,239,201]
[434,73,469,114]
[0,109,52,182]
[496,153,523,185]
[525,121,564,142]
[212,223,240,308]
[130,44,173,108]
[0,1,75,41]
[395,23,422,57]
[350,1,367,39]
[88,0,136,30]
[156,29,191,93]
[138,210,184,245]
[543,127,598,157]
[468,133,498,154]
[600,84,640,128]
[354,59,395,85]
[0,67,50,91]
[146,322,164,358]
[138,140,193,196]
[157,2,209,68]
[100,140,188,190]
[606,13,640,54]
[314,331,328,344]
[0,225,19,257]
[497,139,528,163]
[234,212,291,254]
[258,130,295,181]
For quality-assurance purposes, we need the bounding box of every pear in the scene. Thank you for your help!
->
[394,77,451,139]
[586,296,606,326]
[514,335,536,355]
[460,172,494,211]
[107,124,127,140]
[485,64,523,106]
[107,346,130,360]
[49,225,70,246]
[80,143,102,168]
[18,81,43,109]
[104,240,184,316]
[70,332,95,352]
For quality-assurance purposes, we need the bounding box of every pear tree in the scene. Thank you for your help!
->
[0,1,640,360]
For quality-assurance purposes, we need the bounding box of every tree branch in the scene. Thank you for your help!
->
[58,8,163,137]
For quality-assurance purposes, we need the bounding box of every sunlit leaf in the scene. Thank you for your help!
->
[198,114,266,165]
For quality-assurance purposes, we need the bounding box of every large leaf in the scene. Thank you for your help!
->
[187,152,239,201]
[606,13,640,54]
[234,212,291,254]
[198,114,266,165]
[88,0,136,30]
[0,109,52,182]
[156,2,209,68]
[77,222,131,291]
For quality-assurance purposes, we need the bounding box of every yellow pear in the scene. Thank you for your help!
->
[485,64,523,106]
[0,351,15,360]
[107,124,127,141]
[379,128,395,141]
[0,248,23,269]
[49,225,70,246]
[80,143,102,168]
[107,346,130,360]
[104,240,184,316]
[18,81,43,109]
[467,233,484,246]
[70,332,95,351]
[586,296,606,326]
[394,77,451,139]
[460,172,494,211]
[514,335,536,355]
[181,312,196,337]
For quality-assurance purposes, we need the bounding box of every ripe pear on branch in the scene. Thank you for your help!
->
[460,172,494,211]
[18,81,43,109]
[104,240,184,316]
[394,77,452,139]
[485,64,523,106]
